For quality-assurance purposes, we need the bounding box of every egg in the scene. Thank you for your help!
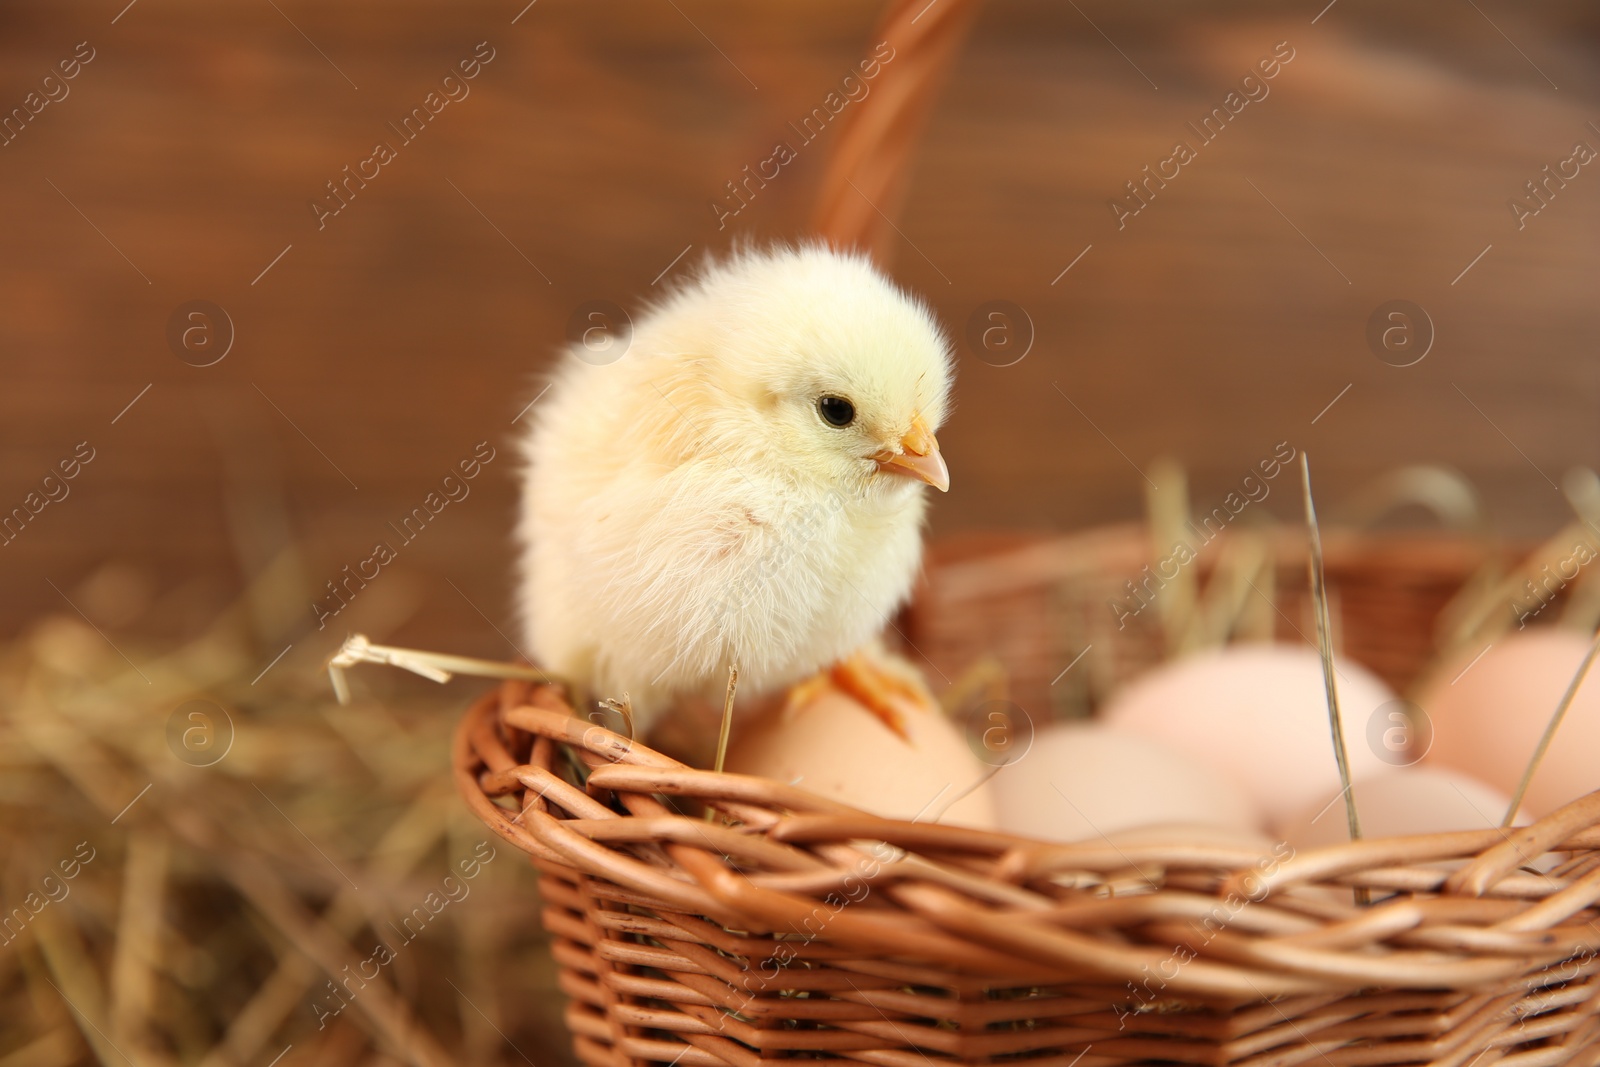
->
[990,724,1258,843]
[1101,822,1277,853]
[1280,767,1527,851]
[1102,643,1398,828]
[1420,629,1600,816]
[725,682,997,829]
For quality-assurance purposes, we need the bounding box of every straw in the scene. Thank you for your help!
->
[1301,454,1364,859]
[327,633,555,704]
[1558,468,1600,630]
[3,588,545,1067]
[1147,457,1198,653]
[713,666,738,775]
[704,666,740,823]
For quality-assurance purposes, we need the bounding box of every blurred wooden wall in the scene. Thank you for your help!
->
[2,0,1598,676]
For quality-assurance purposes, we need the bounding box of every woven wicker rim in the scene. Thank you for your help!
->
[454,678,1600,1004]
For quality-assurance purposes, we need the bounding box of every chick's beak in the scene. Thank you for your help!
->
[873,416,950,492]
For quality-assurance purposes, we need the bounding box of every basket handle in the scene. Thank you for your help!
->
[810,0,980,262]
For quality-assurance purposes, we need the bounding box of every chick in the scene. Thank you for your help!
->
[516,243,952,737]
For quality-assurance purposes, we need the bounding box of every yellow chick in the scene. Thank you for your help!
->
[516,243,952,736]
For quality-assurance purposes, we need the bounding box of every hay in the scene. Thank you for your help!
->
[0,602,564,1067]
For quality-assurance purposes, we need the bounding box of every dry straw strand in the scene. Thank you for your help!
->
[1301,454,1364,854]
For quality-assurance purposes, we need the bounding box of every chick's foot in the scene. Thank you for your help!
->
[827,649,936,740]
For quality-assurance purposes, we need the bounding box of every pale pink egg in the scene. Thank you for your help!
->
[1102,643,1398,827]
[991,723,1258,842]
[1420,629,1600,816]
[1280,766,1527,851]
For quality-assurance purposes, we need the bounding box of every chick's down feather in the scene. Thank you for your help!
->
[517,244,953,732]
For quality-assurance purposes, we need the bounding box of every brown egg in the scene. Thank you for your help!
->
[726,685,997,829]
[1420,629,1600,816]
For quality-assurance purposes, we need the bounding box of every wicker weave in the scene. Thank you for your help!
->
[453,525,1600,1065]
[454,672,1600,1067]
[904,526,1520,723]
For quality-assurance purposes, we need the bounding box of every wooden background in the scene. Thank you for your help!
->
[2,0,1598,673]
[3,4,1599,1065]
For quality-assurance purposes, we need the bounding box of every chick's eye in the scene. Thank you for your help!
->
[817,396,855,428]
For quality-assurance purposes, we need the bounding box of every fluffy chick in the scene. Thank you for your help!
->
[517,243,952,734]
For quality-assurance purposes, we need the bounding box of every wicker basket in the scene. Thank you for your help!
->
[454,527,1600,1067]
[453,698,1600,1066]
